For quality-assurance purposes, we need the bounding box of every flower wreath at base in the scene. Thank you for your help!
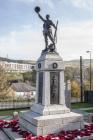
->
[1,119,93,140]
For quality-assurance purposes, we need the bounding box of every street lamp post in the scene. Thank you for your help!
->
[80,56,83,102]
[86,51,92,91]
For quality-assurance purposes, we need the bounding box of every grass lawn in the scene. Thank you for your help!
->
[85,109,93,113]
[0,108,30,116]
[71,102,93,109]
[0,103,93,116]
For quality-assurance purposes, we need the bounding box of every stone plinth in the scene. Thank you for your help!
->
[20,110,83,136]
[32,52,70,114]
[19,51,84,135]
[31,104,70,116]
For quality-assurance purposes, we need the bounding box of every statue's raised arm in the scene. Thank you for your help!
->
[38,13,45,22]
[34,6,58,53]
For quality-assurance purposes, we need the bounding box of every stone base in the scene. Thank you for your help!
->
[19,110,84,136]
[31,104,70,115]
[2,129,93,140]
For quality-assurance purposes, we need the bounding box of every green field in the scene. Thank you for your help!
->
[71,102,93,109]
[0,103,93,117]
[85,109,93,113]
[0,108,29,116]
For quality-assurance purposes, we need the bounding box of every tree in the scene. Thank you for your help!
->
[65,67,74,81]
[65,67,80,81]
[83,80,90,91]
[7,72,23,83]
[0,66,10,99]
[71,80,80,98]
[22,72,32,82]
[22,70,36,85]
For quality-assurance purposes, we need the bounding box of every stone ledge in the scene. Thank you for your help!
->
[20,118,43,135]
[2,128,23,140]
[19,111,84,135]
[2,128,93,140]
[31,104,70,115]
[0,130,10,140]
[20,110,83,127]
[75,134,93,140]
[20,116,83,135]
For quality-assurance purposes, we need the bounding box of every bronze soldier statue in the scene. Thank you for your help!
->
[35,6,58,52]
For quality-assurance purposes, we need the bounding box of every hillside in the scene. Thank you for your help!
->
[0,57,92,68]
[0,57,36,64]
[64,59,93,68]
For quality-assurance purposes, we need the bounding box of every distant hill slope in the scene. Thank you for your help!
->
[0,57,92,67]
[64,59,93,68]
[0,57,36,64]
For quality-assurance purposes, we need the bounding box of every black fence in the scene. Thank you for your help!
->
[0,100,34,110]
[84,91,93,103]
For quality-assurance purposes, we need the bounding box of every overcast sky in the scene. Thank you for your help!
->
[0,0,93,60]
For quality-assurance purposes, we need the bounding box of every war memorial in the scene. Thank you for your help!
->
[2,6,93,140]
[19,7,84,135]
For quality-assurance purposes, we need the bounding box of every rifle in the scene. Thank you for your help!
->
[54,20,58,43]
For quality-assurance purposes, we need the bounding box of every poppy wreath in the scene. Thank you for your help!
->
[1,119,93,140]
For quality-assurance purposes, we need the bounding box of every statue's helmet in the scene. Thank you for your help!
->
[46,14,50,19]
[35,6,40,13]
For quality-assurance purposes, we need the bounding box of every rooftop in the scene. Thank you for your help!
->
[11,83,36,92]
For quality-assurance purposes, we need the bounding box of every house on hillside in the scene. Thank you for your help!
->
[0,58,36,73]
[11,82,36,99]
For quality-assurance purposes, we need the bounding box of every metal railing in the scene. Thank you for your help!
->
[0,100,34,110]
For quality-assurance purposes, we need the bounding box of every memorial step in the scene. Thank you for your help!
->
[2,128,23,140]
[0,130,10,140]
[2,128,93,140]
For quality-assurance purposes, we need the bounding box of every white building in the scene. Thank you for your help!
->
[11,82,36,99]
[0,60,36,73]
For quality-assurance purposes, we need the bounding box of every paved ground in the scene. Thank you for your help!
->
[0,130,10,140]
